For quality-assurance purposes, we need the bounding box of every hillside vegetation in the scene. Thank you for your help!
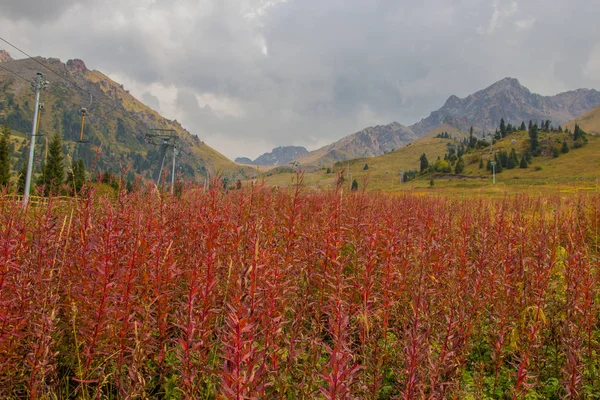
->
[259,118,599,195]
[0,55,251,187]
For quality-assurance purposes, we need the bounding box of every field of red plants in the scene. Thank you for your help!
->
[1,182,599,399]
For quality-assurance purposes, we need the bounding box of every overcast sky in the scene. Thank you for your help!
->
[1,0,599,159]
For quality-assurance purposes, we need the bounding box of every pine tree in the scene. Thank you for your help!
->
[0,124,11,188]
[351,179,358,191]
[67,158,86,194]
[363,163,369,171]
[520,121,527,131]
[529,123,539,155]
[454,157,465,174]
[494,154,503,173]
[500,118,507,138]
[17,161,27,194]
[506,148,519,169]
[561,140,569,153]
[420,153,429,173]
[519,155,528,169]
[573,123,587,142]
[38,133,65,195]
[468,126,477,148]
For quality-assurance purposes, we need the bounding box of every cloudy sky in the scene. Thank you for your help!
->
[1,0,599,159]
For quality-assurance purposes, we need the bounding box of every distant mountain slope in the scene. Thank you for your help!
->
[293,78,600,169]
[236,145,309,166]
[410,77,600,135]
[0,52,250,181]
[297,122,417,168]
[564,105,600,135]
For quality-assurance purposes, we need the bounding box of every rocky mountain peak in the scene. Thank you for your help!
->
[409,77,600,135]
[444,94,461,107]
[478,77,530,98]
[0,50,13,63]
[495,77,522,88]
[66,59,88,74]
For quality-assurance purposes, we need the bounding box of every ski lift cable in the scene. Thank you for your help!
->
[0,37,191,156]
[0,36,152,136]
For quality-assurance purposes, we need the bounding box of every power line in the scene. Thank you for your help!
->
[1,37,192,160]
[0,63,31,82]
[0,36,150,135]
[0,64,123,140]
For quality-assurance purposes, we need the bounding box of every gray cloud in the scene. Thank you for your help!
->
[142,91,159,110]
[0,0,82,21]
[1,0,599,159]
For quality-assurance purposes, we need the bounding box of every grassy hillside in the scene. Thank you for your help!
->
[564,105,600,135]
[257,124,600,196]
[0,56,252,185]
[260,129,458,190]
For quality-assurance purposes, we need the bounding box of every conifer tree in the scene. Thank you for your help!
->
[529,123,539,155]
[519,155,528,168]
[506,148,517,169]
[0,124,11,188]
[500,118,507,138]
[38,133,65,195]
[17,161,27,194]
[520,121,526,131]
[561,140,569,154]
[494,154,503,173]
[420,153,429,173]
[454,157,465,174]
[67,158,86,194]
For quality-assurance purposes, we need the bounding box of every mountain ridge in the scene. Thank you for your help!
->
[0,51,251,182]
[236,145,309,166]
[409,77,600,135]
[295,77,600,168]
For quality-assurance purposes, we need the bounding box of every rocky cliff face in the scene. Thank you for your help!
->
[410,77,600,135]
[0,50,13,63]
[66,59,88,74]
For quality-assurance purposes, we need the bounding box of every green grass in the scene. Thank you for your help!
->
[255,130,600,196]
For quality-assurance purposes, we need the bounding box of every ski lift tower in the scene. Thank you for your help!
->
[145,128,179,193]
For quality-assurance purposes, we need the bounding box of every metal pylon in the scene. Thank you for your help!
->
[145,129,178,191]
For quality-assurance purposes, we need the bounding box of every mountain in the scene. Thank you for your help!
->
[235,157,254,165]
[297,122,417,168]
[291,78,600,168]
[0,52,250,182]
[236,145,309,166]
[410,77,600,135]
